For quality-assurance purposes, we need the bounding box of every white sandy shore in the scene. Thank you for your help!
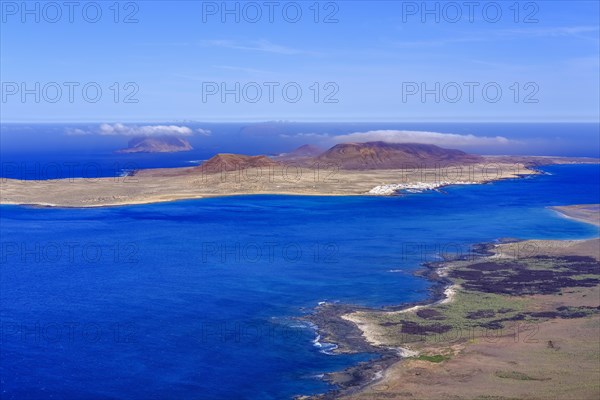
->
[368,181,478,195]
[550,204,600,227]
[342,283,459,352]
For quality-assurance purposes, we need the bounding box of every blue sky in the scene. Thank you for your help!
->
[1,0,599,122]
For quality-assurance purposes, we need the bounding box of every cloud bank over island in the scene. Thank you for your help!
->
[66,124,211,137]
[99,123,195,136]
[331,130,513,147]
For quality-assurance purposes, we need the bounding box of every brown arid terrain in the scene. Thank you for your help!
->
[1,142,597,208]
[321,206,600,400]
[344,307,599,400]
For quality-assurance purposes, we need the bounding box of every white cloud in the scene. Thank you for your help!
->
[99,123,195,136]
[196,128,212,136]
[332,130,512,147]
[393,26,600,48]
[64,128,89,136]
[200,39,307,55]
[65,124,208,137]
[502,26,599,39]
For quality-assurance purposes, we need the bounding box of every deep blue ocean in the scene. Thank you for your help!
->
[1,164,599,399]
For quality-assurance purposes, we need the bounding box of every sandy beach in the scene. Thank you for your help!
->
[552,204,600,226]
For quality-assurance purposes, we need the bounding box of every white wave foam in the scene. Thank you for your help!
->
[312,334,339,355]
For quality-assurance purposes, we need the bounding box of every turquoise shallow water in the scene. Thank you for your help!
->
[1,164,599,399]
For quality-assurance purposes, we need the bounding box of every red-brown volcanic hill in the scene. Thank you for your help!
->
[197,154,281,172]
[314,142,483,169]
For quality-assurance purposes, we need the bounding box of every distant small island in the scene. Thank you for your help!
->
[117,136,193,153]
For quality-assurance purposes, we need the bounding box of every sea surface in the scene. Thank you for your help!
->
[1,164,599,399]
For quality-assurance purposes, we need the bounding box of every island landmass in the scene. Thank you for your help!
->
[116,135,193,153]
[1,142,597,208]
